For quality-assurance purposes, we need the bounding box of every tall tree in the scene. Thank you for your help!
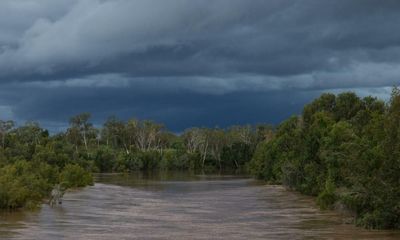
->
[182,128,203,154]
[68,113,93,153]
[136,120,164,151]
[208,128,226,170]
[102,116,125,148]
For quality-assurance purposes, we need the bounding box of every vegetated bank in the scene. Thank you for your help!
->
[1,88,399,230]
[0,114,270,210]
[248,87,400,229]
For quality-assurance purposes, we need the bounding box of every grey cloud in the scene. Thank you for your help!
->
[0,0,399,130]
[0,80,317,131]
[0,0,399,84]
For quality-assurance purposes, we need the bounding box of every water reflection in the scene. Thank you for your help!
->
[1,172,400,240]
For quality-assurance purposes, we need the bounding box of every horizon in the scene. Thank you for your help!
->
[0,88,394,135]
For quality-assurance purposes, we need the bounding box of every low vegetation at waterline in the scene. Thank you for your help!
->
[0,113,269,210]
[1,88,399,229]
[249,87,400,229]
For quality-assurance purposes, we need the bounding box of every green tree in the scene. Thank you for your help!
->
[0,120,14,149]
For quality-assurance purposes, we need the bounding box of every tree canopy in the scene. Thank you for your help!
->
[249,87,400,229]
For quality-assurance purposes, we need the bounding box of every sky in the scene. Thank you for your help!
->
[0,0,399,132]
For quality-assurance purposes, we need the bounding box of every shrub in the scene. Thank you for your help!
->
[0,161,57,210]
[60,164,93,188]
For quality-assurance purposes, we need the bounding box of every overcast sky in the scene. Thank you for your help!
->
[0,0,399,131]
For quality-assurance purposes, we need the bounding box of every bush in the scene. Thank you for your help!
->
[317,179,337,210]
[0,161,57,210]
[60,164,93,188]
[139,150,161,170]
[160,149,189,170]
[93,146,116,172]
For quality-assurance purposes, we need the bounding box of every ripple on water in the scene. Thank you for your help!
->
[1,173,400,240]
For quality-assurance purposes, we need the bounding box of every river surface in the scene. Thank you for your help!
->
[1,172,400,240]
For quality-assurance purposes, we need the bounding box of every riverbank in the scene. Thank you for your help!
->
[249,90,400,229]
[2,173,400,240]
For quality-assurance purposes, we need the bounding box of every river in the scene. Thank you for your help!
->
[1,172,399,239]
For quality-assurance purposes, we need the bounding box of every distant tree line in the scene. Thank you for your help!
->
[249,87,400,229]
[64,114,271,172]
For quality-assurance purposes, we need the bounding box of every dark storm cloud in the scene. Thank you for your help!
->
[0,0,399,130]
[0,80,318,131]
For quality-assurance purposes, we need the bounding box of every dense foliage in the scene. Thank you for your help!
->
[0,120,95,210]
[0,115,270,210]
[249,87,400,229]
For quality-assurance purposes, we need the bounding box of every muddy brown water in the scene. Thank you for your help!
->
[1,172,399,240]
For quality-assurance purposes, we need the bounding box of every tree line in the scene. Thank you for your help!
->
[64,114,271,172]
[249,87,400,229]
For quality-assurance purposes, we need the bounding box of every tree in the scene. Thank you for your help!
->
[182,128,203,154]
[248,88,400,229]
[123,118,139,153]
[102,116,125,149]
[208,128,227,170]
[68,113,94,153]
[136,120,164,151]
[14,121,48,147]
[255,124,275,143]
[228,125,254,145]
[0,120,14,149]
[334,92,362,121]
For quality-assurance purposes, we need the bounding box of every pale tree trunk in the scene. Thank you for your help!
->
[82,130,88,151]
[123,142,130,154]
[82,130,90,157]
[202,141,208,169]
[212,147,222,171]
[217,155,222,171]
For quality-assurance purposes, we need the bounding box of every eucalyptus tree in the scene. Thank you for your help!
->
[198,129,210,169]
[68,113,95,154]
[102,116,125,148]
[228,125,254,145]
[182,128,203,154]
[136,120,164,151]
[159,131,181,151]
[14,121,47,146]
[124,119,139,153]
[208,128,227,170]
